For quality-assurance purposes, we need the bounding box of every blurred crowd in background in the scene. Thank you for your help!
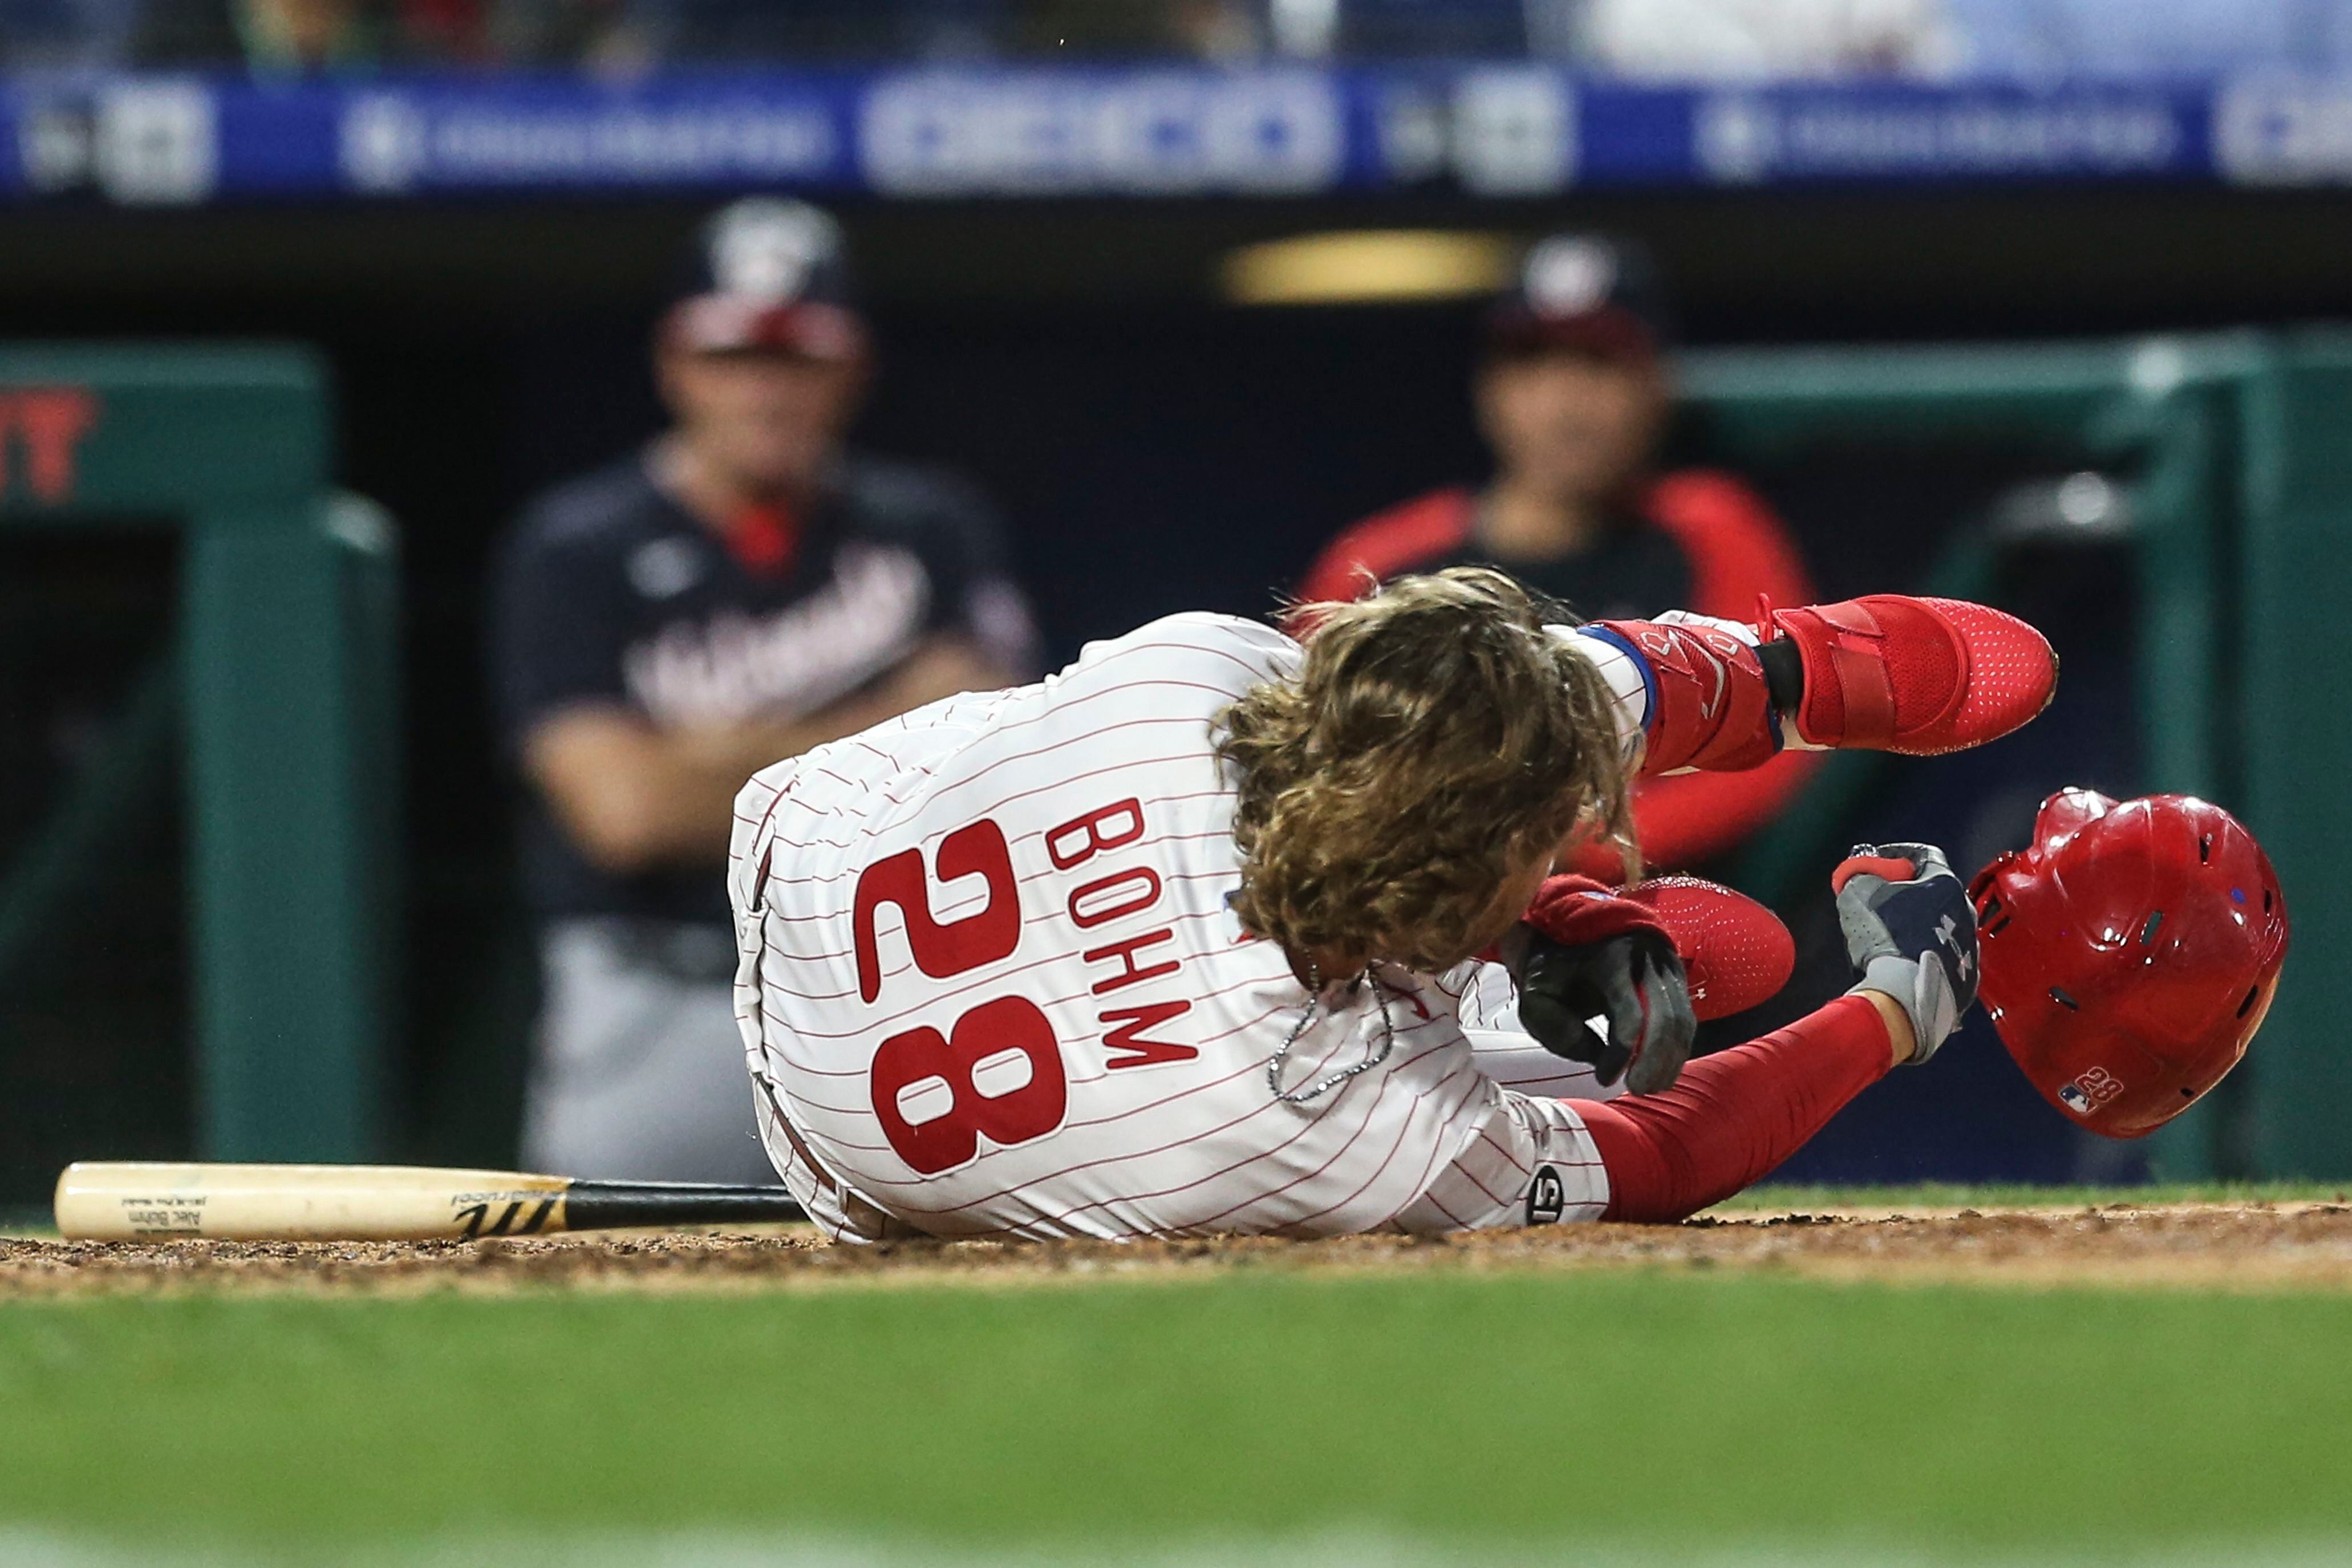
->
[4,0,2352,78]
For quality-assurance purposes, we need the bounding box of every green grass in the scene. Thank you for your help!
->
[3,1272,2350,1559]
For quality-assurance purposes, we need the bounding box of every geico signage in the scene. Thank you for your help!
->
[860,70,1343,196]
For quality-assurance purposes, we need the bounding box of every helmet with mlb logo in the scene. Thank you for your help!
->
[1970,789,2288,1139]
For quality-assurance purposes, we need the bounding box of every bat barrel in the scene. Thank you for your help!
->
[54,1162,574,1242]
[52,1163,805,1242]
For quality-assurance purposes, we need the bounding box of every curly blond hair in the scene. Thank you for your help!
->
[1215,567,1635,974]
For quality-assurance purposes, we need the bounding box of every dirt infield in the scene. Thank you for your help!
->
[6,1201,2352,1297]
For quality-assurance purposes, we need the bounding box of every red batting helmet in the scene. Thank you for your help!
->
[1970,789,2289,1139]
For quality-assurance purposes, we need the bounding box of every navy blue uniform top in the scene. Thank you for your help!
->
[492,449,1036,929]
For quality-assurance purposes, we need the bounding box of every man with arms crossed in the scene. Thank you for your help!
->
[496,198,1034,1182]
[731,575,2047,1238]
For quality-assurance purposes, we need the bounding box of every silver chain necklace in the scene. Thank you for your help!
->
[1267,963,1397,1104]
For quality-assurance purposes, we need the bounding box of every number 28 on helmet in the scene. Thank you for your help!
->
[1970,790,2289,1139]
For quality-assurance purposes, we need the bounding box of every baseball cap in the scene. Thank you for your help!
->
[1484,233,1674,364]
[662,197,865,361]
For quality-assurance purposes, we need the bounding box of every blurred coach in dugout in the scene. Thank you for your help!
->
[493,198,1038,1182]
[1300,234,1819,874]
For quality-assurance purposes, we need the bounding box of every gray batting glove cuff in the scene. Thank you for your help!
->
[1855,953,1959,1066]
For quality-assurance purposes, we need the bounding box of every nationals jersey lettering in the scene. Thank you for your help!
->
[729,613,1640,1241]
[495,451,1037,929]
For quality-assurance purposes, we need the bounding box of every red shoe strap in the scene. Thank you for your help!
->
[1828,640,1897,746]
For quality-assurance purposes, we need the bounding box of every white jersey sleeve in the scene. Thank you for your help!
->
[729,611,1615,1242]
[1548,621,1653,769]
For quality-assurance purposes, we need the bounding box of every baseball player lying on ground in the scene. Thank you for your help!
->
[727,568,2057,1241]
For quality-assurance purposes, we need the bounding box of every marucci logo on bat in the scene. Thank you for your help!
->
[451,1194,560,1238]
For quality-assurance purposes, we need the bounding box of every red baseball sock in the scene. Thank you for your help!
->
[1579,994,1893,1223]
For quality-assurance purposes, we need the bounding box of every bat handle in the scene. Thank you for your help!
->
[561,1181,806,1230]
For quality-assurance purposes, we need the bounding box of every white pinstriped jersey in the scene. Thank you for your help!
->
[727,611,1654,1242]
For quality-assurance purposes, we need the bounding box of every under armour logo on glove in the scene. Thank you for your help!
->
[1830,843,1981,1065]
[1936,912,1977,984]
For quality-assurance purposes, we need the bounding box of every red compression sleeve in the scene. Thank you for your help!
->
[1578,994,1893,1224]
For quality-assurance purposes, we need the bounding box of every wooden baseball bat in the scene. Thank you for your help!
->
[52,1162,807,1242]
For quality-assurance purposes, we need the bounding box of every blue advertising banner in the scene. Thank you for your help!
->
[0,65,2317,206]
[1643,82,2205,185]
[329,74,860,196]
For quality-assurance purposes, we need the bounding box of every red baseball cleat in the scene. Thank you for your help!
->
[1765,595,2057,755]
[1622,876,1795,1022]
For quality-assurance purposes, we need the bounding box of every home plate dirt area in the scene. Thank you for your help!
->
[7,1201,2352,1297]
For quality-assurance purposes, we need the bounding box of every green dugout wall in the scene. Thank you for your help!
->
[1682,332,2350,1179]
[0,346,396,1163]
[2240,333,2352,1181]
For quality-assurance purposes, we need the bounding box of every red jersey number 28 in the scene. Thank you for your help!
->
[854,820,1068,1176]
